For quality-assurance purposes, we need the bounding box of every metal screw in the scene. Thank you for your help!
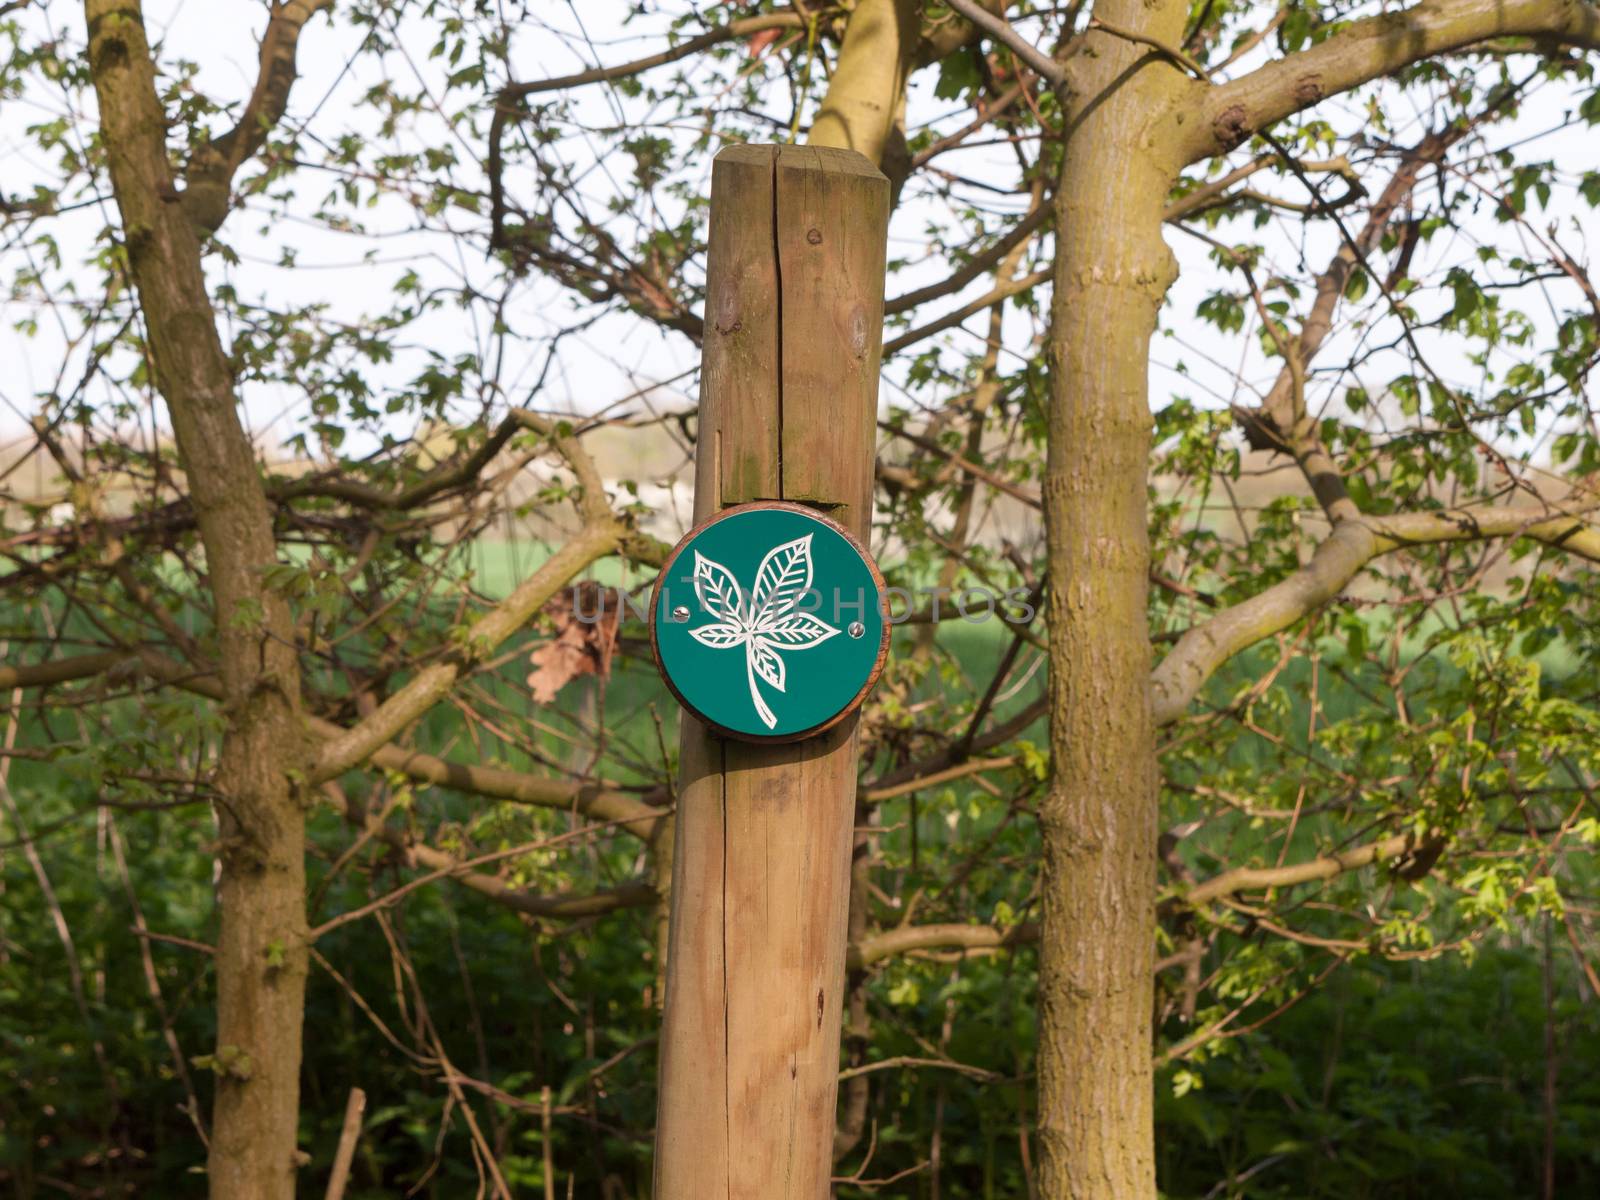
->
[671,605,691,623]
[847,621,865,639]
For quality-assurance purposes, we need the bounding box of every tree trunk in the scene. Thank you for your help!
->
[1038,5,1187,1196]
[808,0,920,169]
[85,5,309,1197]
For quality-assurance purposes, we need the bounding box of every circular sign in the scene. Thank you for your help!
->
[651,501,889,742]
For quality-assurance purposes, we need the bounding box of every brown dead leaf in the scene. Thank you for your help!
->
[746,27,782,58]
[527,582,621,703]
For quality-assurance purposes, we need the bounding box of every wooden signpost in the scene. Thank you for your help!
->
[652,145,890,1198]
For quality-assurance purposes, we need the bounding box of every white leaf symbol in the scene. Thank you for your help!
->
[689,622,745,649]
[682,537,840,730]
[749,535,813,628]
[759,612,839,649]
[693,551,744,624]
[749,639,785,693]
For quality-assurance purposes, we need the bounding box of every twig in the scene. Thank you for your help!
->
[133,927,216,955]
[884,267,1052,357]
[911,78,1030,169]
[945,0,1068,88]
[834,1159,931,1188]
[110,820,208,1147]
[0,698,120,1102]
[502,14,805,99]
[836,1055,1004,1084]
[323,1087,367,1200]
[860,756,1018,804]
[1089,16,1211,80]
[878,422,1043,506]
[541,1085,556,1200]
[308,817,643,940]
[885,205,1051,316]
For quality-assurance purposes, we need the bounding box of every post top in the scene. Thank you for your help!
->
[714,142,887,185]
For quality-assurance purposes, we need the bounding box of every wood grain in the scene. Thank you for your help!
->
[653,143,889,1200]
[775,145,890,536]
[697,144,780,518]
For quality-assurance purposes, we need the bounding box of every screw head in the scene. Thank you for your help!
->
[847,621,865,639]
[670,605,690,623]
[806,227,823,245]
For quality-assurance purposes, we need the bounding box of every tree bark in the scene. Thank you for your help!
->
[85,4,309,1197]
[1039,4,1187,1196]
[808,0,921,168]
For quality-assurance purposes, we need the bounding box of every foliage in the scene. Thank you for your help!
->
[0,0,1598,1196]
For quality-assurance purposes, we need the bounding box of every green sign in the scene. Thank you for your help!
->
[652,502,889,742]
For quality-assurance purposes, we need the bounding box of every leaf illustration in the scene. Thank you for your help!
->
[749,534,813,626]
[749,677,777,729]
[689,622,746,649]
[693,550,745,625]
[758,612,840,649]
[681,534,845,730]
[749,638,785,693]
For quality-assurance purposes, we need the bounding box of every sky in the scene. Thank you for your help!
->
[1,0,1596,487]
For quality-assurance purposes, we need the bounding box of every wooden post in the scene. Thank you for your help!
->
[653,144,889,1198]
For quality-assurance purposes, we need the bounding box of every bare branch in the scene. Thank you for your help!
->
[910,78,1030,169]
[1162,153,1280,222]
[1162,154,1360,222]
[885,204,1050,316]
[311,409,625,782]
[487,14,817,320]
[1087,15,1209,80]
[309,820,653,940]
[859,755,1018,804]
[405,841,656,920]
[504,13,806,100]
[884,268,1051,356]
[1187,832,1416,906]
[848,920,1039,969]
[2,645,665,841]
[861,695,1047,798]
[845,831,1434,968]
[323,1088,365,1200]
[945,0,1068,88]
[878,422,1042,505]
[1238,129,1466,523]
[1151,505,1600,726]
[1374,505,1600,558]
[1187,0,1600,162]
[183,0,336,232]
[307,716,664,842]
[883,150,1356,342]
[311,520,620,783]
[272,415,525,511]
[836,1056,1004,1085]
[0,651,129,690]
